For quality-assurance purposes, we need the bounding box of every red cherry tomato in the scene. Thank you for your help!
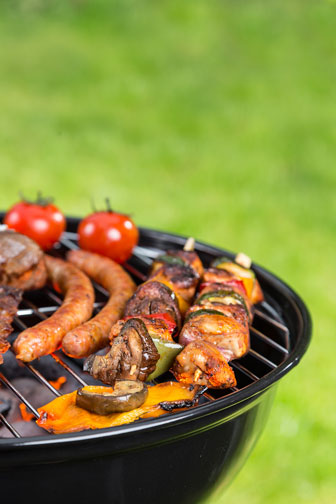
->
[78,210,139,264]
[4,198,66,250]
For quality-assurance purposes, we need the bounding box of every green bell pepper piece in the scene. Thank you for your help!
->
[147,337,183,381]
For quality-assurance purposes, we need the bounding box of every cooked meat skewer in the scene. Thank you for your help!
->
[85,241,203,385]
[172,254,264,388]
[13,256,94,362]
[62,250,136,358]
[0,285,23,364]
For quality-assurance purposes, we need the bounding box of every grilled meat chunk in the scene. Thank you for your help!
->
[151,250,204,278]
[179,312,249,361]
[149,264,199,315]
[124,281,181,329]
[0,285,23,363]
[187,302,248,329]
[0,229,47,290]
[84,318,160,385]
[172,340,237,389]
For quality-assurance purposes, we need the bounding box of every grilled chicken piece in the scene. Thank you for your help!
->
[124,281,182,330]
[172,340,236,389]
[84,318,159,385]
[178,312,249,361]
[0,285,23,363]
[0,230,47,290]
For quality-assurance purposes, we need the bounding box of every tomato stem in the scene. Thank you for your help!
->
[105,198,113,213]
[18,191,54,206]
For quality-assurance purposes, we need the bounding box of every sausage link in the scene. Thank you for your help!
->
[62,250,136,358]
[13,256,94,362]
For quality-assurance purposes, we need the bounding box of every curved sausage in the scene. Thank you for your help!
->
[62,250,136,358]
[13,255,94,362]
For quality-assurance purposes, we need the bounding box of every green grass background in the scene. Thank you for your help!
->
[0,0,335,502]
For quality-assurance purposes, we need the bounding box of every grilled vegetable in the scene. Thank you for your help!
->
[76,381,148,414]
[148,337,183,380]
[78,202,139,264]
[37,381,203,434]
[4,194,66,250]
[84,318,160,384]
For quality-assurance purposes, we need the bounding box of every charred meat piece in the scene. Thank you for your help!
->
[172,340,237,389]
[84,318,160,385]
[110,315,176,343]
[0,285,23,363]
[151,249,204,278]
[179,312,249,361]
[149,264,199,315]
[0,229,47,290]
[124,281,182,330]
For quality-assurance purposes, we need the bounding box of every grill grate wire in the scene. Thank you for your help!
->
[0,233,290,438]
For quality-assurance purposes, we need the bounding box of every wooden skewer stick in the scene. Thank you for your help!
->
[183,237,195,252]
[235,252,252,269]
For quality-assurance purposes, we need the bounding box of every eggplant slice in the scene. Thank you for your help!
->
[76,380,148,415]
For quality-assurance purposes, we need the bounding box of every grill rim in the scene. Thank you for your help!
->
[0,219,312,449]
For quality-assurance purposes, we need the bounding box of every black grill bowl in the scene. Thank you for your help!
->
[0,219,311,504]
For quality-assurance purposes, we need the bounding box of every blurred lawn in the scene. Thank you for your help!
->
[0,0,335,502]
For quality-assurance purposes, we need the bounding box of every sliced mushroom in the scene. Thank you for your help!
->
[84,318,160,385]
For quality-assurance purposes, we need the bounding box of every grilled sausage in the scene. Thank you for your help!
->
[62,250,136,358]
[13,255,94,362]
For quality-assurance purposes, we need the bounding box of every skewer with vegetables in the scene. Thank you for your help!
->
[172,253,264,388]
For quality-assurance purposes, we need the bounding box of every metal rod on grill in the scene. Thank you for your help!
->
[0,412,21,438]
[0,372,40,418]
[51,353,88,387]
[24,363,61,397]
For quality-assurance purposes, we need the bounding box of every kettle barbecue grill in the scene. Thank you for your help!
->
[0,217,311,504]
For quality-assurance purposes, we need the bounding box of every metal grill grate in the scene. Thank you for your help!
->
[0,231,290,438]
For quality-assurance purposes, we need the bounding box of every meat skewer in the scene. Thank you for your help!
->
[172,253,264,388]
[62,250,136,358]
[84,239,204,385]
[13,256,94,362]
